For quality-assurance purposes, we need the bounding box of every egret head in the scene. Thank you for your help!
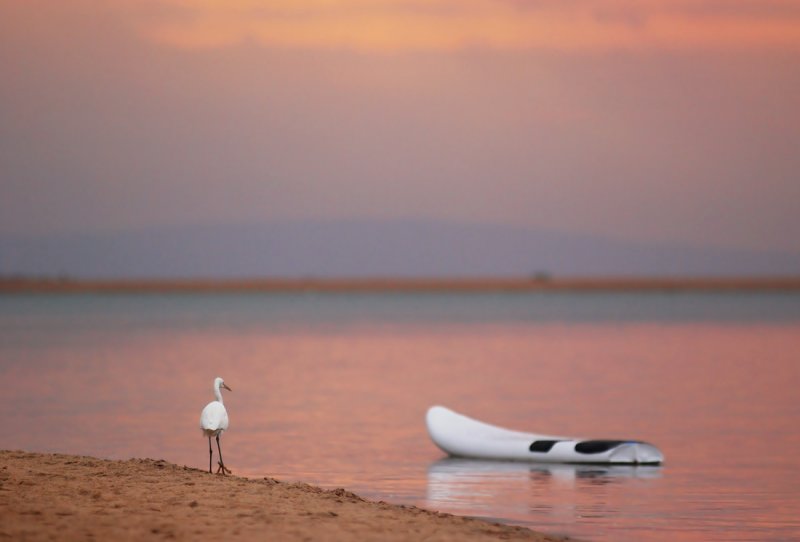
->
[214,377,232,392]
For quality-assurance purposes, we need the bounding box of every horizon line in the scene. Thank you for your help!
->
[2,275,800,294]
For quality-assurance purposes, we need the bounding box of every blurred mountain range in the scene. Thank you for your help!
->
[1,220,798,279]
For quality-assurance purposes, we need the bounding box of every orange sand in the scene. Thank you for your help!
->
[0,450,571,541]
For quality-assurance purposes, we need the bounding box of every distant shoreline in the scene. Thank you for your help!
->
[2,276,800,294]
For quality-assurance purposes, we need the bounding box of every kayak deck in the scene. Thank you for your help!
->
[426,406,664,465]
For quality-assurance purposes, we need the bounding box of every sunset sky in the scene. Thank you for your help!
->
[1,0,799,268]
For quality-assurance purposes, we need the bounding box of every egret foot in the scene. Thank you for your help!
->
[216,461,232,475]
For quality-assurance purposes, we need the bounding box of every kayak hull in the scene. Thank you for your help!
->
[426,406,664,465]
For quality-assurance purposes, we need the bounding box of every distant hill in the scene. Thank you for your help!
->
[1,220,798,279]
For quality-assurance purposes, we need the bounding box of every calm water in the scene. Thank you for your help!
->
[1,291,799,541]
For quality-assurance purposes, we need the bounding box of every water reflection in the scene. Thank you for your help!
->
[427,457,662,504]
[2,294,799,541]
[427,458,664,537]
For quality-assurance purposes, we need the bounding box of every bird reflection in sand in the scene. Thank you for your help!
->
[426,458,662,523]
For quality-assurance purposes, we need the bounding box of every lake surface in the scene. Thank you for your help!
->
[1,291,799,541]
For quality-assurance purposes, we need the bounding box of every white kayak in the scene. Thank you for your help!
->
[426,406,664,465]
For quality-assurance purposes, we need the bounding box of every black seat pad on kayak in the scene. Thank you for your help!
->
[574,440,631,454]
[529,440,561,452]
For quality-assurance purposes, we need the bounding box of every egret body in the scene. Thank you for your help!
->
[200,377,232,474]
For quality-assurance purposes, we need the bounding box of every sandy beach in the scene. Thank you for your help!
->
[0,450,570,541]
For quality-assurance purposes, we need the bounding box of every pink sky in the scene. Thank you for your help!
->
[138,0,800,52]
[1,0,799,254]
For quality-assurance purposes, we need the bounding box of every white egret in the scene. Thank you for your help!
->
[200,377,232,474]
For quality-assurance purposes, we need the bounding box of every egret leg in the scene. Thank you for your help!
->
[208,436,213,474]
[216,435,230,475]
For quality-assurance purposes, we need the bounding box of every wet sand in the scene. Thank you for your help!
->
[0,450,570,541]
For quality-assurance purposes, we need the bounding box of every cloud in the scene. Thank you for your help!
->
[2,0,799,253]
[131,0,800,52]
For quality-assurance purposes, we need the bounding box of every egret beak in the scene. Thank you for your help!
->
[222,383,232,392]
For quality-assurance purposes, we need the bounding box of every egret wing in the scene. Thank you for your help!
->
[200,401,229,433]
